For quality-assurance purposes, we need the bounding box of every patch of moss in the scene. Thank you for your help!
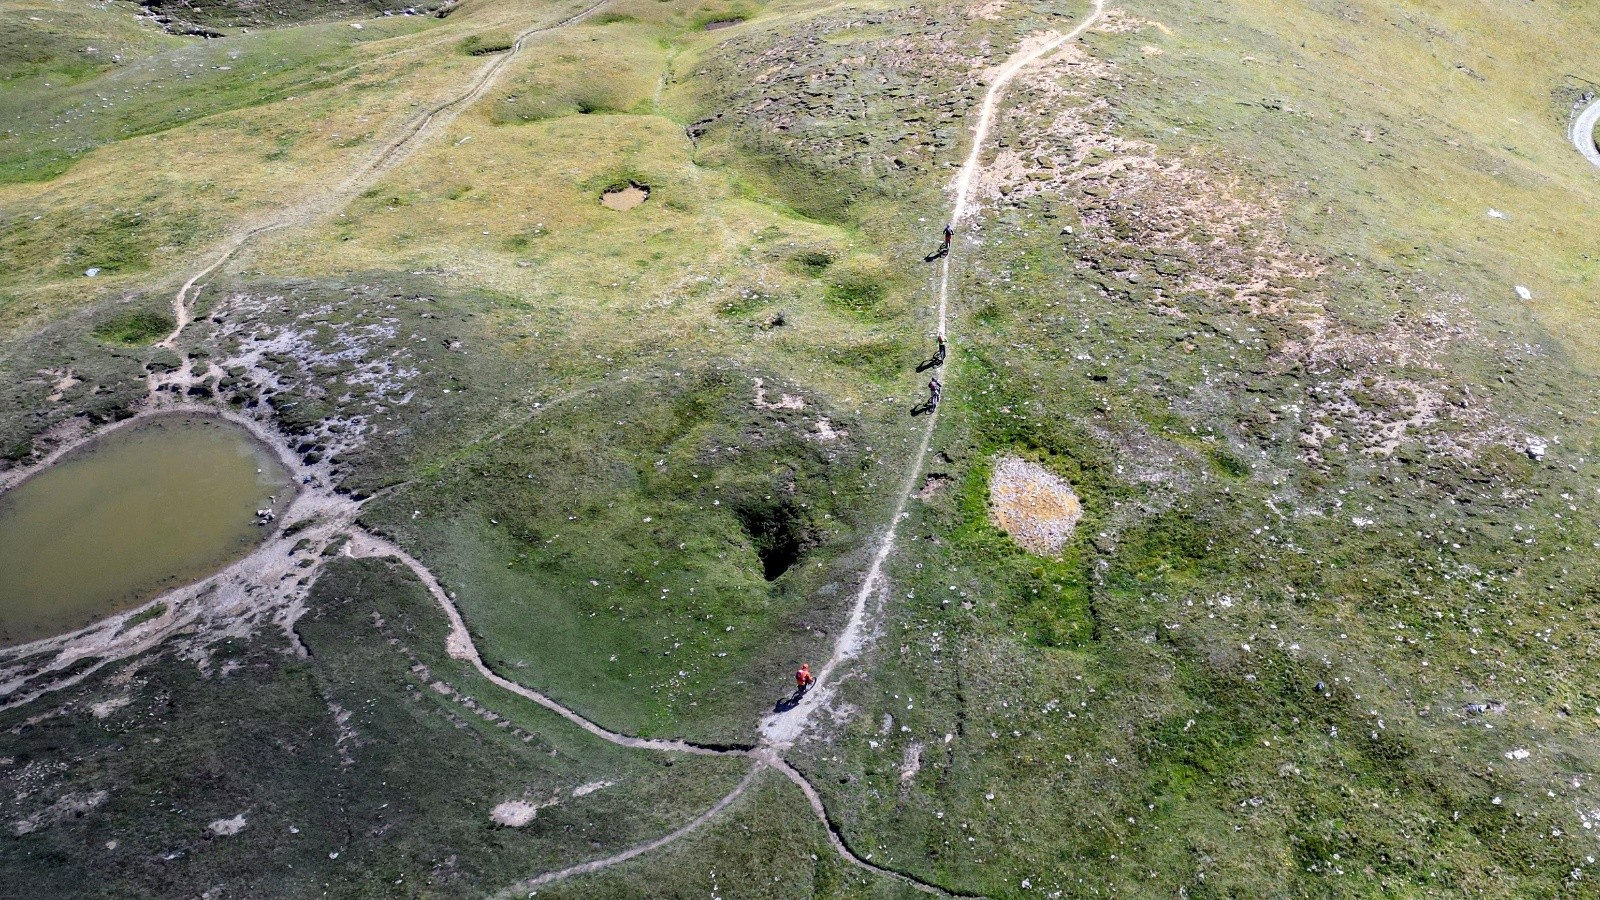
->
[460,33,514,56]
[93,311,173,347]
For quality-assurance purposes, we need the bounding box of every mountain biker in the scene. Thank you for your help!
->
[796,663,815,694]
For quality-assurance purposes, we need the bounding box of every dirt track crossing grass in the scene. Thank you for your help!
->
[0,0,1112,892]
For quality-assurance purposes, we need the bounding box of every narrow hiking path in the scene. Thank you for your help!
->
[1573,96,1600,169]
[1,0,1107,892]
[155,0,610,351]
[504,2,1109,890]
[343,529,744,758]
[759,0,1108,751]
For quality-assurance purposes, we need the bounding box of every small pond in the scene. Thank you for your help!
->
[0,414,294,646]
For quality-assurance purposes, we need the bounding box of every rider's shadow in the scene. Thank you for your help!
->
[773,690,805,713]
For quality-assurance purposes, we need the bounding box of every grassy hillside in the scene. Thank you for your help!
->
[790,0,1600,895]
[3,0,1600,895]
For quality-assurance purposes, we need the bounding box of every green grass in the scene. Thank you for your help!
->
[531,769,924,898]
[118,602,168,631]
[753,1,1600,894]
[362,368,880,743]
[0,555,751,898]
[91,311,174,347]
[486,25,660,123]
[0,12,434,185]
[0,0,181,84]
[460,32,515,56]
[11,0,1600,893]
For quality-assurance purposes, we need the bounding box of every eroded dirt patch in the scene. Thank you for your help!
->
[600,183,649,211]
[988,454,1081,556]
[491,800,540,827]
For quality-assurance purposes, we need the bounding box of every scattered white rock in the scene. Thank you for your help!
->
[208,814,247,836]
[84,267,100,277]
[1526,439,1547,461]
[752,377,804,410]
[900,742,923,782]
[1505,748,1531,761]
[12,790,109,836]
[1487,209,1506,219]
[571,781,613,798]
[90,696,132,719]
[1515,285,1532,300]
[811,417,846,443]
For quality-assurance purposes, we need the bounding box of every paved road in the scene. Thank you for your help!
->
[1572,96,1600,168]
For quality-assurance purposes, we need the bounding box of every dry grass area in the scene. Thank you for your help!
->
[979,21,1533,467]
[987,453,1081,556]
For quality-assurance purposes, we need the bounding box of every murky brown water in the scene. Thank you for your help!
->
[0,414,293,646]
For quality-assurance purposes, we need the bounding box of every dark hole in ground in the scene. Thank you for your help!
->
[733,500,806,581]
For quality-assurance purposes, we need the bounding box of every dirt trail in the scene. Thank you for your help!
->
[759,0,1107,750]
[762,750,972,896]
[1,1,1107,891]
[342,528,745,758]
[494,762,766,897]
[155,0,611,350]
[1572,96,1600,169]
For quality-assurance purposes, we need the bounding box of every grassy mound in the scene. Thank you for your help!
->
[362,367,875,743]
[92,311,174,347]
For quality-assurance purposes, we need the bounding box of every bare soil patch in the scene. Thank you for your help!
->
[988,454,1081,556]
[490,800,541,827]
[600,183,650,211]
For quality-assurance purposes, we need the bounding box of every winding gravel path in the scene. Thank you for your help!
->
[508,1,1108,889]
[1572,96,1600,169]
[493,762,766,898]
